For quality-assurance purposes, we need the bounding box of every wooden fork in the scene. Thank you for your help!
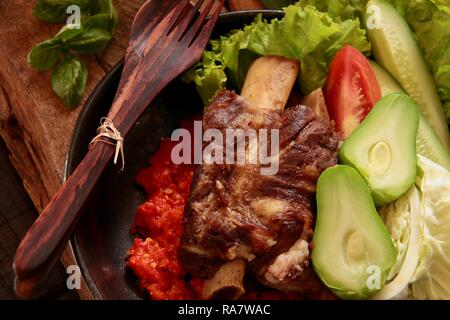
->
[13,0,223,298]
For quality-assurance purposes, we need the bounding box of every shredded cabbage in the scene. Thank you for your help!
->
[376,186,421,300]
[411,156,450,299]
[378,155,450,299]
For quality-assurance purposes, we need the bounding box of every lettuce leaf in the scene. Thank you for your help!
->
[184,5,370,105]
[262,0,369,20]
[294,0,369,22]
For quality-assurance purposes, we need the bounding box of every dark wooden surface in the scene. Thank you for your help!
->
[0,137,78,300]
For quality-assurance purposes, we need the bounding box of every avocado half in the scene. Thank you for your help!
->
[312,165,397,300]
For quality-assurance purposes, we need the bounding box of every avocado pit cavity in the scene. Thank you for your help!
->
[369,141,392,175]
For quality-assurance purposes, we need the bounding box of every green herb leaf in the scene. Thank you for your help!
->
[84,13,116,33]
[98,0,119,30]
[28,40,62,71]
[31,0,118,108]
[65,28,112,53]
[33,0,94,23]
[53,25,85,43]
[33,0,67,23]
[51,54,88,108]
[44,0,92,9]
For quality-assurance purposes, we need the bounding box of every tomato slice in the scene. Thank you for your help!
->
[323,45,382,139]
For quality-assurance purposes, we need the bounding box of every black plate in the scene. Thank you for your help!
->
[65,10,284,300]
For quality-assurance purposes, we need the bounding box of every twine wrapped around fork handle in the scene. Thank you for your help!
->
[89,118,125,171]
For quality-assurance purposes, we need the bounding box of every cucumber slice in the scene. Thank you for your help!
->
[365,0,450,151]
[417,116,450,172]
[370,61,450,172]
[369,61,403,96]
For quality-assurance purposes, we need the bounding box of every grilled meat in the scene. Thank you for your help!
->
[180,90,340,292]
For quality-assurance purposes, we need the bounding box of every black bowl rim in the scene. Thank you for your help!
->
[64,9,284,300]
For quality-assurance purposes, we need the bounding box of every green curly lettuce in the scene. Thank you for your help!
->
[294,0,369,21]
[184,4,370,105]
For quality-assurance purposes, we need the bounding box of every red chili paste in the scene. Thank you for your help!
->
[127,119,202,300]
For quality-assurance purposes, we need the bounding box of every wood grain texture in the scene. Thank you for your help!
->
[0,0,146,210]
[0,137,79,300]
[228,0,264,10]
[0,0,145,299]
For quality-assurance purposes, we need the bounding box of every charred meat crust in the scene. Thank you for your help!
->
[180,90,340,290]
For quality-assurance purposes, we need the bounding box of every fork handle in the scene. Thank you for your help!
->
[13,59,172,298]
[13,142,115,298]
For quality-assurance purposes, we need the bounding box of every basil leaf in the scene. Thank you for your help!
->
[44,0,92,9]
[51,54,88,108]
[84,13,116,33]
[33,0,94,23]
[30,0,118,109]
[65,28,112,53]
[28,40,62,71]
[53,25,85,43]
[33,0,66,23]
[98,0,119,30]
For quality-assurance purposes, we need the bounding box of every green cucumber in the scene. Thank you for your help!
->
[370,61,450,172]
[369,61,403,97]
[365,0,450,151]
[416,116,450,172]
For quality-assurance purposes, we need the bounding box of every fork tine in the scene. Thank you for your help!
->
[130,0,174,44]
[165,0,193,33]
[183,0,223,46]
[139,0,192,58]
[169,0,206,40]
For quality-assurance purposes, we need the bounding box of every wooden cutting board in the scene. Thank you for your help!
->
[0,0,149,300]
[0,0,263,299]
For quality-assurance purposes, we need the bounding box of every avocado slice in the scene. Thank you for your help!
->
[312,165,397,300]
[339,93,419,206]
